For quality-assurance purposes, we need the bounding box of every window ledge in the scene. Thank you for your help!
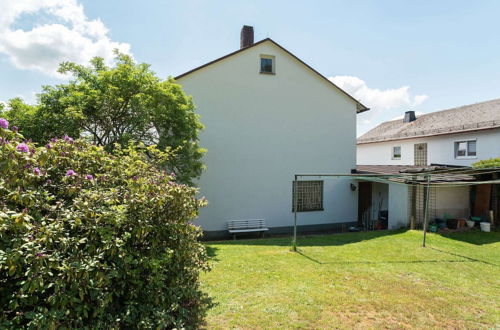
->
[291,208,324,213]
[259,71,275,75]
[455,156,477,160]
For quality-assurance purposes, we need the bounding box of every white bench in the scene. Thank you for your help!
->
[227,219,269,240]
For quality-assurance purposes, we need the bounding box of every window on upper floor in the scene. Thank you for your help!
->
[392,146,401,160]
[455,140,477,158]
[292,180,323,212]
[260,55,275,74]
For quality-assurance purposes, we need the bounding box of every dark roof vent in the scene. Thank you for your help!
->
[240,25,254,49]
[403,110,416,123]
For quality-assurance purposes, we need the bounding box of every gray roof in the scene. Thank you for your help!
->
[358,98,500,144]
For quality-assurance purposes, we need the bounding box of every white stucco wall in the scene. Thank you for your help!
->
[357,128,500,166]
[388,183,409,229]
[177,40,359,232]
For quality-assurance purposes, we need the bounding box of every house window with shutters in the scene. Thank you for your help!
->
[292,180,324,212]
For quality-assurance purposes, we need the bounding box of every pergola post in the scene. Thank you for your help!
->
[422,175,431,247]
[292,174,298,252]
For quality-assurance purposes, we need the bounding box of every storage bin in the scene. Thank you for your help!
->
[480,222,491,232]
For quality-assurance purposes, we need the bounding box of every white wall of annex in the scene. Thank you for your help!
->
[177,41,359,232]
[388,183,408,229]
[357,128,500,166]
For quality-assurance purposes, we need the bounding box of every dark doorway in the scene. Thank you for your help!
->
[358,181,372,226]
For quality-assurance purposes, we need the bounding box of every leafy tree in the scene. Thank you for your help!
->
[472,157,500,168]
[0,122,210,328]
[1,52,205,184]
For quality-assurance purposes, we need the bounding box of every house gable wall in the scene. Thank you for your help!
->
[177,41,358,232]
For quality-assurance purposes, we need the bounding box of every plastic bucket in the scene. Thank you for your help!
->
[480,222,491,232]
[466,220,475,228]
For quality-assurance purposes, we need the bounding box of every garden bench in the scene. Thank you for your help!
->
[227,219,268,240]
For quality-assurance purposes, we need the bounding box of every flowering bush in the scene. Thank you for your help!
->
[0,120,209,328]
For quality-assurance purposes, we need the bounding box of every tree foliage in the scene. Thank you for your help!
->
[472,157,500,169]
[0,121,210,328]
[0,52,204,184]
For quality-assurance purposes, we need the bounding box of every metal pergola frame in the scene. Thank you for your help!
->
[291,169,500,252]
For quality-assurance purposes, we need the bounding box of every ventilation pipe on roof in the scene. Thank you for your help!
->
[240,25,254,49]
[403,110,416,123]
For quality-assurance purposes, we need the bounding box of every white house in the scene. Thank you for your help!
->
[175,26,369,239]
[356,99,500,229]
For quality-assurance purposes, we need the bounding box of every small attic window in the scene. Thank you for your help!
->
[260,55,275,74]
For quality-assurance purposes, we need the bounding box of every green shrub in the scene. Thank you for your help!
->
[472,157,500,169]
[0,120,209,328]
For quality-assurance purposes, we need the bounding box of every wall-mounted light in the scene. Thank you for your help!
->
[350,183,357,191]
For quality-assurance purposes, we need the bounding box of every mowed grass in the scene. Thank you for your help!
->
[201,230,500,329]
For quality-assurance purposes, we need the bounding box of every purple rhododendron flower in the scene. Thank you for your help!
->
[11,126,18,132]
[63,135,74,142]
[16,143,29,153]
[50,138,58,143]
[33,167,41,176]
[86,174,94,180]
[0,118,9,129]
[45,143,52,149]
[66,169,76,176]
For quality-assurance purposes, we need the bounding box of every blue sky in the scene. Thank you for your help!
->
[1,0,499,135]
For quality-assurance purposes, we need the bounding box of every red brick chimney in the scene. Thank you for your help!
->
[240,25,254,49]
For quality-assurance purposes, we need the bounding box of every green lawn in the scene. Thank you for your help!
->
[201,230,500,329]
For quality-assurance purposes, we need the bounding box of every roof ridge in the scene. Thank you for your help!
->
[414,97,500,119]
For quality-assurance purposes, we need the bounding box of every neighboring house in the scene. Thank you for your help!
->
[358,99,500,166]
[176,26,369,239]
[356,99,500,229]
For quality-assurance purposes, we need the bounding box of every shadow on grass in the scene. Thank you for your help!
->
[296,249,497,266]
[438,230,500,246]
[205,246,220,261]
[206,229,406,248]
[427,247,499,267]
[294,246,499,267]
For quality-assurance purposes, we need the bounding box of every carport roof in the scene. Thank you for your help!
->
[355,165,476,182]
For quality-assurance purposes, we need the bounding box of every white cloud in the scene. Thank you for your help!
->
[0,0,131,77]
[329,75,428,110]
[328,75,428,135]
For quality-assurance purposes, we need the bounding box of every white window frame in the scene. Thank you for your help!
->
[260,54,275,74]
[454,139,477,159]
[392,146,402,160]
